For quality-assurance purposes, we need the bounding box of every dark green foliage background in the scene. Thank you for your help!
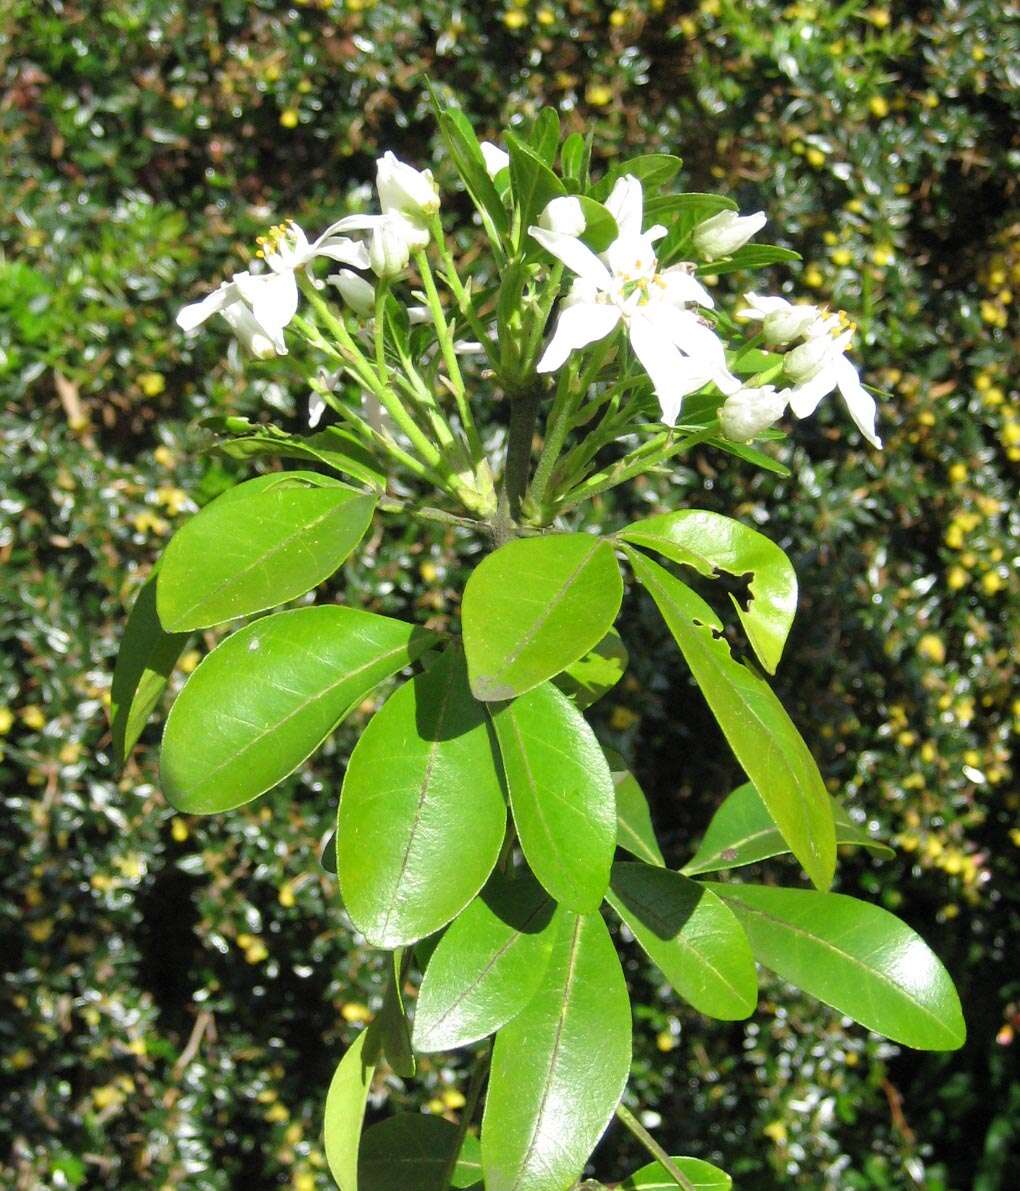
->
[1,1,1017,1187]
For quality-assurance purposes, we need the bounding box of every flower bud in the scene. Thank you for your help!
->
[376,150,440,220]
[329,269,375,317]
[692,209,767,261]
[784,328,850,384]
[762,304,819,345]
[719,385,787,442]
[539,196,587,238]
[480,141,510,179]
[368,219,412,279]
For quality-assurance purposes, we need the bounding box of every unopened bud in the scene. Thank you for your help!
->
[329,269,375,317]
[693,209,767,261]
[376,150,440,219]
[719,385,787,442]
[539,196,587,237]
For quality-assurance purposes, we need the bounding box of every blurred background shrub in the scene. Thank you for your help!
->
[1,1,1017,1187]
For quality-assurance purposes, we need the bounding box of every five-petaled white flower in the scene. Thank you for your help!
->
[740,294,881,448]
[529,175,740,425]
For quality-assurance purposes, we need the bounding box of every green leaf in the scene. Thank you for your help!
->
[462,533,623,702]
[650,193,739,267]
[360,1116,482,1191]
[609,756,666,867]
[553,626,628,710]
[434,100,510,241]
[683,782,895,876]
[377,951,415,1078]
[157,483,376,631]
[619,509,798,674]
[607,862,757,1020]
[620,1157,733,1190]
[324,1026,379,1191]
[338,647,506,948]
[695,244,802,277]
[559,132,591,187]
[160,606,434,814]
[709,883,966,1051]
[574,196,619,254]
[200,416,387,491]
[713,436,791,477]
[110,568,188,764]
[528,107,560,165]
[594,154,683,200]
[413,869,559,1053]
[491,683,616,911]
[481,912,631,1191]
[507,131,567,249]
[626,550,835,891]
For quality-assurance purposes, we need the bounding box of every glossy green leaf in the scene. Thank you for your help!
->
[157,482,375,631]
[433,98,510,241]
[620,509,798,674]
[709,883,966,1051]
[610,757,666,867]
[559,132,591,187]
[553,627,629,710]
[377,951,415,1078]
[527,107,560,165]
[595,154,683,199]
[360,1116,482,1191]
[324,1026,379,1191]
[161,606,434,814]
[110,568,188,764]
[462,533,623,702]
[651,193,739,268]
[574,196,619,254]
[620,1156,732,1191]
[627,549,835,891]
[413,870,559,1053]
[337,647,506,949]
[508,131,567,251]
[683,782,895,876]
[481,912,631,1191]
[695,243,802,276]
[607,862,757,1020]
[491,682,616,911]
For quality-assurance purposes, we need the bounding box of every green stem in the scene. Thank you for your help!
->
[495,390,540,541]
[430,216,499,368]
[415,248,484,460]
[440,1045,492,1191]
[377,498,486,532]
[615,1103,696,1191]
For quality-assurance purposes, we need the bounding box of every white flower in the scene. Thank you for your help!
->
[693,209,767,261]
[739,293,821,346]
[177,270,295,358]
[308,390,327,429]
[257,219,370,275]
[529,174,740,425]
[375,150,440,221]
[480,141,510,178]
[539,196,586,237]
[329,269,375,317]
[367,215,414,278]
[719,384,787,442]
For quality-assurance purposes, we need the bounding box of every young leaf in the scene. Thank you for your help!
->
[593,154,683,200]
[491,682,616,912]
[528,107,561,165]
[626,549,836,891]
[462,533,623,701]
[377,951,415,1078]
[157,484,376,631]
[682,782,894,876]
[607,862,757,1020]
[695,243,802,277]
[110,568,188,764]
[433,98,510,242]
[620,509,798,675]
[507,131,567,249]
[559,132,591,188]
[709,883,966,1051]
[359,1115,483,1191]
[160,606,434,814]
[481,912,632,1191]
[324,1025,379,1191]
[609,757,666,867]
[620,1157,733,1191]
[337,647,506,949]
[553,626,629,710]
[413,870,559,1053]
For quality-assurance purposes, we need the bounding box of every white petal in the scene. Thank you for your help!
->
[529,226,612,289]
[480,141,510,178]
[308,391,327,429]
[738,292,790,319]
[658,265,715,309]
[176,281,233,331]
[536,302,620,373]
[786,364,838,417]
[313,234,371,269]
[835,357,882,448]
[627,312,697,424]
[239,270,299,338]
[604,175,644,240]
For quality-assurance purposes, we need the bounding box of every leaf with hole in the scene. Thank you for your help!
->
[462,533,623,702]
[481,911,632,1191]
[709,883,966,1050]
[626,549,835,891]
[337,647,506,948]
[160,606,434,814]
[491,682,616,911]
[413,869,559,1053]
[607,862,757,1020]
